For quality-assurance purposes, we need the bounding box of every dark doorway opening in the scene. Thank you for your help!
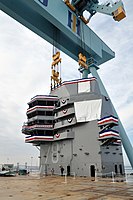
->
[67,165,70,176]
[90,165,95,177]
[115,164,118,174]
[119,164,123,175]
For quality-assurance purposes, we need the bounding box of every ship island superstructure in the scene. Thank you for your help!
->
[22,77,124,177]
[1,0,130,174]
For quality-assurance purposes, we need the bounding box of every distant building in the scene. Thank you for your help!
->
[22,78,124,177]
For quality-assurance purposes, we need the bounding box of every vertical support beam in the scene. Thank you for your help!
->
[82,69,89,78]
[89,66,133,169]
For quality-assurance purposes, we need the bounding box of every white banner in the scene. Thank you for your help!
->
[78,81,90,93]
[74,99,102,122]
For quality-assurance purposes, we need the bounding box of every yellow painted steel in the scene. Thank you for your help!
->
[78,60,88,69]
[80,16,89,24]
[73,15,76,32]
[112,7,126,22]
[51,51,62,89]
[52,52,60,61]
[78,53,88,69]
[78,53,87,63]
[64,0,75,12]
[52,58,61,66]
[51,76,60,83]
[52,70,59,77]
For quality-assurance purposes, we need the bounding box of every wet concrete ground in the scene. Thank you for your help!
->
[0,175,133,200]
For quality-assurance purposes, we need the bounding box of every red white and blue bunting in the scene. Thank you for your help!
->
[67,118,73,123]
[62,77,96,86]
[61,99,66,104]
[113,139,121,145]
[98,115,118,126]
[62,109,68,114]
[27,105,54,113]
[99,130,119,139]
[28,95,58,104]
[22,124,53,131]
[55,133,60,138]
[25,135,53,142]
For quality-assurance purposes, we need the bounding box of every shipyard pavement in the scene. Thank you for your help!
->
[0,175,133,200]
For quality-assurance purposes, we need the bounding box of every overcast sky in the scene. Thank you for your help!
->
[0,0,133,167]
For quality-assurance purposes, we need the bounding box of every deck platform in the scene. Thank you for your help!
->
[0,175,133,200]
